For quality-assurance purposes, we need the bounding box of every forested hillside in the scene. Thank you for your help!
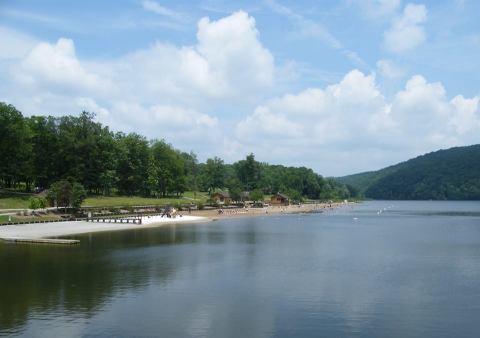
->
[337,145,480,200]
[0,102,354,201]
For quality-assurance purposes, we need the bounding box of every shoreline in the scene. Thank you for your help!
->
[0,202,349,243]
[0,216,210,242]
[188,202,345,220]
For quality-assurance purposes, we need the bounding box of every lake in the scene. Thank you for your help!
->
[1,201,480,337]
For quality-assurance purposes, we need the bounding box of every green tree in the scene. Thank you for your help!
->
[28,197,48,210]
[99,170,117,196]
[204,157,225,193]
[48,180,73,212]
[250,189,264,202]
[26,116,59,189]
[229,187,242,202]
[28,197,40,210]
[180,151,199,194]
[47,180,86,211]
[286,189,303,202]
[149,140,186,196]
[345,184,360,199]
[38,197,47,209]
[56,112,116,194]
[0,103,31,189]
[0,102,359,203]
[71,183,87,208]
[235,153,262,191]
[115,133,150,196]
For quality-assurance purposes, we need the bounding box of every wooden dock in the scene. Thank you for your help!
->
[1,237,80,245]
[87,217,142,224]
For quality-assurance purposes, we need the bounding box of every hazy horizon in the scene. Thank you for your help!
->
[1,0,479,176]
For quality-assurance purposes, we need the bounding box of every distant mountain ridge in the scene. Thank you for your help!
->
[336,145,480,200]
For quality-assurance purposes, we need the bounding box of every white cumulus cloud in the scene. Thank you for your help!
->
[14,38,109,94]
[196,11,274,95]
[235,70,389,152]
[384,3,427,53]
[94,10,273,102]
[0,26,38,59]
[376,59,405,78]
[450,96,480,135]
[1,11,274,154]
[2,9,478,175]
[234,70,480,175]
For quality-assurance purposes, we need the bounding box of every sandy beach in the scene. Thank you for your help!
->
[0,215,209,241]
[0,202,347,243]
[188,202,345,219]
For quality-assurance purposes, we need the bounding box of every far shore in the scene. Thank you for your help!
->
[0,202,349,243]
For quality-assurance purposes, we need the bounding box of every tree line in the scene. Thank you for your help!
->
[337,144,480,200]
[0,102,356,201]
[364,145,480,200]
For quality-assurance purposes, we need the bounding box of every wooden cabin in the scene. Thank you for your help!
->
[271,193,289,206]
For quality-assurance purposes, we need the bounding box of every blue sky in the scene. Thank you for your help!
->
[1,0,479,175]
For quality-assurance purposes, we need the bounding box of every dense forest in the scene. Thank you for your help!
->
[0,102,354,201]
[337,145,480,200]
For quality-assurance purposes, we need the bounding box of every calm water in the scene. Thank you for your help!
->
[1,201,480,337]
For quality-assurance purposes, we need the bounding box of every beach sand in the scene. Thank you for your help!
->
[188,202,344,219]
[0,202,348,243]
[0,215,209,241]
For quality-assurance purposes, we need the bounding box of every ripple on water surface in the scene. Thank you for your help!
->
[1,201,480,337]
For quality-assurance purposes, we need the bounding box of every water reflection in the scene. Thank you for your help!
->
[1,201,480,337]
[0,224,195,335]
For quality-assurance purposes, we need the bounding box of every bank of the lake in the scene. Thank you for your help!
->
[0,203,345,242]
[0,215,209,241]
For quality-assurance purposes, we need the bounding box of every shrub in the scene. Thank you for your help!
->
[71,183,86,208]
[28,197,40,210]
[48,180,86,210]
[38,197,47,209]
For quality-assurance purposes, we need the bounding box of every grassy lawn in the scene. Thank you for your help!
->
[0,196,31,209]
[0,214,62,223]
[82,192,209,208]
[0,191,210,209]
[0,191,275,210]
